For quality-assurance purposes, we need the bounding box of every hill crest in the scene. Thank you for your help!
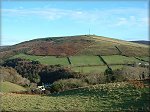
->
[0,35,149,59]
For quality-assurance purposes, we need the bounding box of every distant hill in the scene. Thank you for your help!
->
[0,45,10,49]
[0,35,149,59]
[130,41,150,45]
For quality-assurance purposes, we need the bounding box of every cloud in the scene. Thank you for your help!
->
[114,16,149,27]
[115,17,128,26]
[139,17,149,26]
[115,16,136,26]
[2,7,148,26]
[2,8,67,20]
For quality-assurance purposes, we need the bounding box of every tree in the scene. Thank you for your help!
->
[104,67,115,83]
[33,73,41,83]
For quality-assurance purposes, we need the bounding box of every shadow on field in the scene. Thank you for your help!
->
[49,87,109,97]
[111,88,150,111]
[49,85,150,111]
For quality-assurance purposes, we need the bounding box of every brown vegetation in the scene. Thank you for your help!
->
[0,35,149,60]
[0,66,30,86]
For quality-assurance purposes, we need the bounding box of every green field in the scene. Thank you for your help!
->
[11,54,69,65]
[11,54,104,66]
[137,56,149,62]
[11,53,149,74]
[69,55,104,66]
[10,54,147,73]
[1,82,149,111]
[37,56,68,65]
[72,65,107,73]
[72,65,123,73]
[11,53,43,60]
[102,55,140,64]
[0,81,26,93]
[11,54,142,66]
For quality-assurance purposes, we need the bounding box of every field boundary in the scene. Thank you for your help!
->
[113,47,149,63]
[134,57,149,62]
[70,63,132,68]
[97,55,111,69]
[115,46,122,55]
[67,57,71,64]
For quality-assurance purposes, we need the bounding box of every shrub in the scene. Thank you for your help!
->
[2,58,83,84]
[112,66,149,82]
[120,66,149,80]
[39,68,78,84]
[2,58,42,83]
[104,68,115,83]
[84,73,106,85]
[44,89,51,95]
[113,69,127,82]
[51,78,88,92]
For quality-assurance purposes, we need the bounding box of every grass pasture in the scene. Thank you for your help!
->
[10,54,147,73]
[72,65,123,73]
[0,81,26,93]
[11,53,43,60]
[11,54,143,66]
[137,56,149,62]
[1,82,149,111]
[102,55,140,65]
[11,54,69,65]
[11,54,104,66]
[69,55,104,66]
[37,56,68,65]
[72,65,108,73]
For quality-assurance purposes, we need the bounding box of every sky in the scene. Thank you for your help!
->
[1,0,149,45]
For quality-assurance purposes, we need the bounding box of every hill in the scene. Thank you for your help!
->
[0,81,26,93]
[0,45,10,49]
[1,35,149,111]
[0,35,149,60]
[130,40,150,45]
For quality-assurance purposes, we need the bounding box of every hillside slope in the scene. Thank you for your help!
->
[0,35,149,59]
[1,82,149,111]
[0,81,26,93]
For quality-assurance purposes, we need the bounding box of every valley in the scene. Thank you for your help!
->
[0,35,149,111]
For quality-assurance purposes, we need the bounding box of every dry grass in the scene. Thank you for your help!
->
[1,82,150,111]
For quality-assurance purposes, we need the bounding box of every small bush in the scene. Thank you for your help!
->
[44,89,51,95]
[104,68,115,83]
[51,78,88,92]
[112,66,149,82]
[84,73,106,85]
[113,69,127,82]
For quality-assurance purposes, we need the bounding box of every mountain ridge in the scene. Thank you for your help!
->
[130,40,150,45]
[0,35,149,59]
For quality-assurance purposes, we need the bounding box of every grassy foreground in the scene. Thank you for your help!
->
[1,82,150,111]
[0,81,26,93]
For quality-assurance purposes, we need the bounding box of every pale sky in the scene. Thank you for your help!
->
[1,0,149,45]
